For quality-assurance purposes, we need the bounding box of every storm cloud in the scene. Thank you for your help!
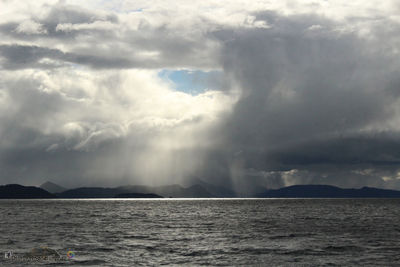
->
[1,0,400,192]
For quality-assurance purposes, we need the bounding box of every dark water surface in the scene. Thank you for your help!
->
[1,199,400,266]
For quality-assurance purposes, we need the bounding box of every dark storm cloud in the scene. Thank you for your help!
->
[272,134,400,167]
[220,13,397,155]
[191,12,400,190]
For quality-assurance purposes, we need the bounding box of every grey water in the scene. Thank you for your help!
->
[1,199,400,266]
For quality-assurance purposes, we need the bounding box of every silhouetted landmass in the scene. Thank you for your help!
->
[57,184,214,198]
[257,185,400,198]
[40,181,67,194]
[0,184,55,198]
[57,187,122,198]
[114,193,163,198]
[186,178,237,197]
[117,184,214,198]
[3,183,400,199]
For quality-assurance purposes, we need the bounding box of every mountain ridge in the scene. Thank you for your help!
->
[57,184,214,198]
[2,183,400,198]
[40,181,67,194]
[257,184,400,198]
[0,184,56,199]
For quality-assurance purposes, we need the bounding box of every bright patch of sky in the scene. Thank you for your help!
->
[159,69,222,95]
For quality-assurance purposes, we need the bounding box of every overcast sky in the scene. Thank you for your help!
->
[1,0,400,191]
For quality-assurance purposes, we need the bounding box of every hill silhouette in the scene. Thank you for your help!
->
[40,181,66,194]
[4,183,400,199]
[185,178,237,197]
[117,184,214,198]
[257,184,400,198]
[114,193,163,198]
[57,184,214,198]
[0,184,55,198]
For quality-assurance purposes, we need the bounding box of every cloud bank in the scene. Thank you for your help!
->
[1,0,400,192]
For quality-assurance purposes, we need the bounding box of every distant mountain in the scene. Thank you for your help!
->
[118,184,214,198]
[185,176,277,197]
[40,181,66,194]
[57,187,122,198]
[114,193,163,198]
[185,178,236,197]
[57,184,214,198]
[0,184,56,199]
[4,183,399,199]
[257,184,400,198]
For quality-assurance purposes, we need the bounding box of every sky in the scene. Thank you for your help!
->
[1,0,400,192]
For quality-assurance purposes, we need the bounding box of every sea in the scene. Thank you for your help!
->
[0,199,399,266]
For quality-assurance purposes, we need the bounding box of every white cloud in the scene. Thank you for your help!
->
[15,20,47,34]
[0,65,237,184]
[55,20,117,32]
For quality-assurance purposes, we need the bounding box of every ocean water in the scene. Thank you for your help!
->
[1,199,400,266]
